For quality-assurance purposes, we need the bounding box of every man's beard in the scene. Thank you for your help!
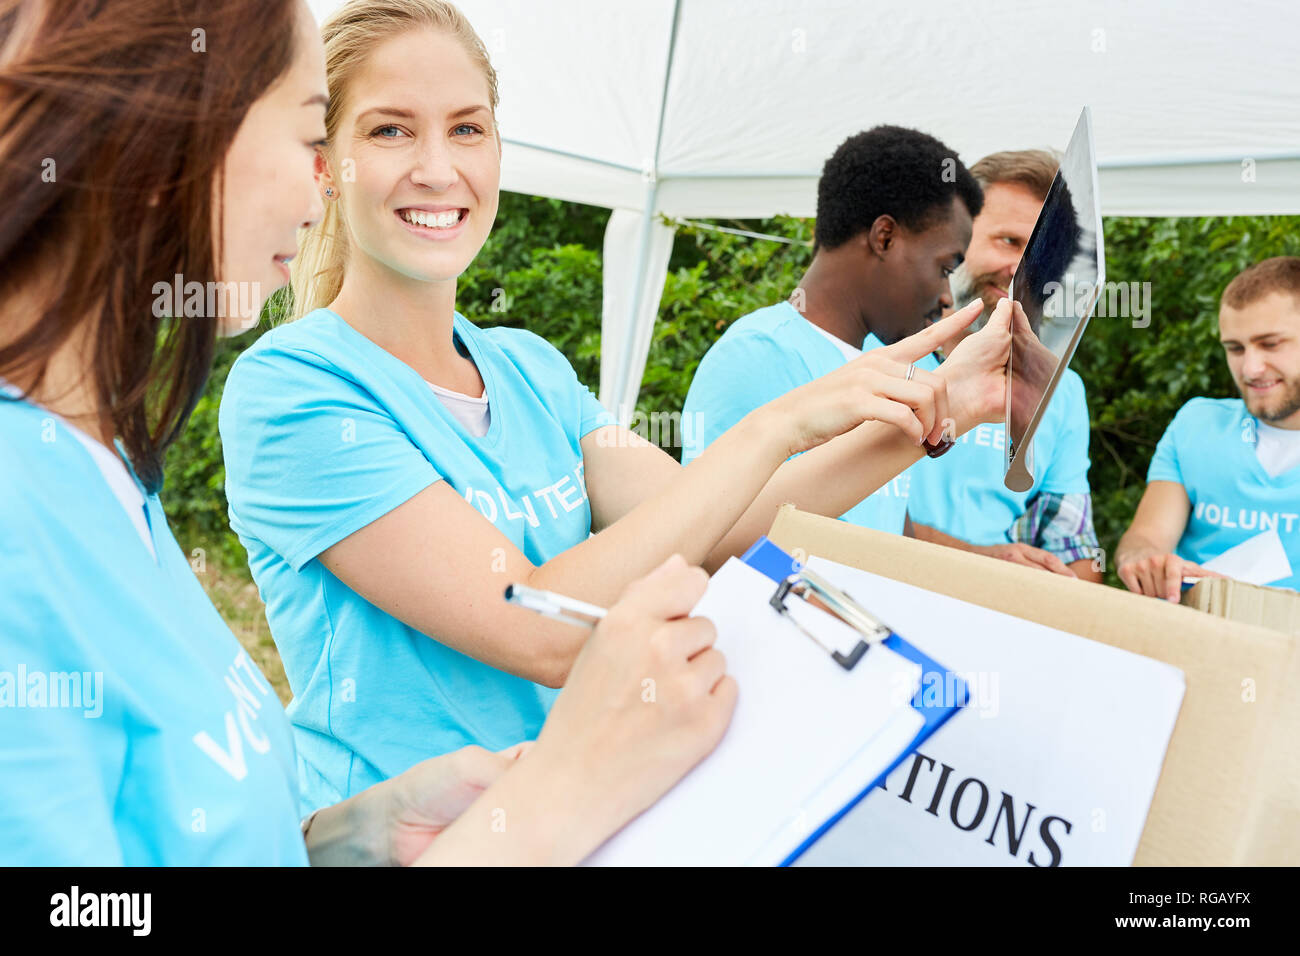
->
[1239,373,1300,423]
[949,262,1006,329]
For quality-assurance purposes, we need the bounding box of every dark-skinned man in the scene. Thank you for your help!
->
[681,125,980,535]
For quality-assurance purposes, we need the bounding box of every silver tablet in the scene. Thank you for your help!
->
[1005,106,1105,493]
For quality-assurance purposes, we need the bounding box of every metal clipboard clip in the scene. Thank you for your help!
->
[768,566,893,671]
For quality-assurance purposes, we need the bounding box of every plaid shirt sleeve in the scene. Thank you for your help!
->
[1009,491,1099,565]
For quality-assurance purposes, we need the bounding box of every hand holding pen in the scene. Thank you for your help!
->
[464,555,736,864]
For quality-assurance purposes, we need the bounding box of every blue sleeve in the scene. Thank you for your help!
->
[1147,404,1188,485]
[571,365,615,439]
[219,345,442,571]
[681,331,811,464]
[0,526,124,865]
[1038,372,1092,495]
[579,387,615,436]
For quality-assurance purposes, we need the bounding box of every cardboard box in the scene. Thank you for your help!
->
[766,505,1300,866]
[1183,577,1300,638]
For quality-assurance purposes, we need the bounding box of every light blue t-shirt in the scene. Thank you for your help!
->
[219,308,615,813]
[681,301,937,534]
[906,369,1092,545]
[0,396,306,865]
[1147,397,1300,591]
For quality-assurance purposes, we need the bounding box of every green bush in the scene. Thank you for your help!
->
[160,197,1300,586]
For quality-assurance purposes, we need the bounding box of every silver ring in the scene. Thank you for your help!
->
[905,363,916,382]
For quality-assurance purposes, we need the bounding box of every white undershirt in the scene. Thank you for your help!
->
[1255,419,1300,478]
[426,380,490,437]
[808,320,862,362]
[62,426,157,560]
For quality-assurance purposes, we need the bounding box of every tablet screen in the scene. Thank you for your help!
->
[1005,107,1105,492]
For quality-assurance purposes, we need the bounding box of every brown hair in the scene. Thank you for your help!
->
[969,149,1061,204]
[290,0,499,319]
[1222,256,1300,311]
[0,0,299,491]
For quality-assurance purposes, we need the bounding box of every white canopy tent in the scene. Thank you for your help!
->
[308,0,1300,417]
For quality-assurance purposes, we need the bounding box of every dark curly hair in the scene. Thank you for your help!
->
[814,125,983,251]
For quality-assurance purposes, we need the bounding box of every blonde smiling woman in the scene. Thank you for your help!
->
[217,0,1015,814]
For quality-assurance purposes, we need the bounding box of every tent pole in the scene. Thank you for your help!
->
[611,181,660,424]
[609,0,682,424]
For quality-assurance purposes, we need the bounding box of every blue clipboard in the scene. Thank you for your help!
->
[740,536,968,866]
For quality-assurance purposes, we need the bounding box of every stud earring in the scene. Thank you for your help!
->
[324,187,335,198]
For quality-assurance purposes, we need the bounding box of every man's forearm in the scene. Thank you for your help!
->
[303,785,392,867]
[1068,557,1104,583]
[909,519,979,553]
[413,745,623,867]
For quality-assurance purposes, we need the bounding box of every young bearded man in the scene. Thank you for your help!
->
[1117,257,1300,600]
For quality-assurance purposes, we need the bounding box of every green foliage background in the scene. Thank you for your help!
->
[162,195,1300,582]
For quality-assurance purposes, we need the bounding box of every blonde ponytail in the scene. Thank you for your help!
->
[290,196,348,319]
[286,0,499,321]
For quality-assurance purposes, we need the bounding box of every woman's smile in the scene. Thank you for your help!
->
[396,205,469,240]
